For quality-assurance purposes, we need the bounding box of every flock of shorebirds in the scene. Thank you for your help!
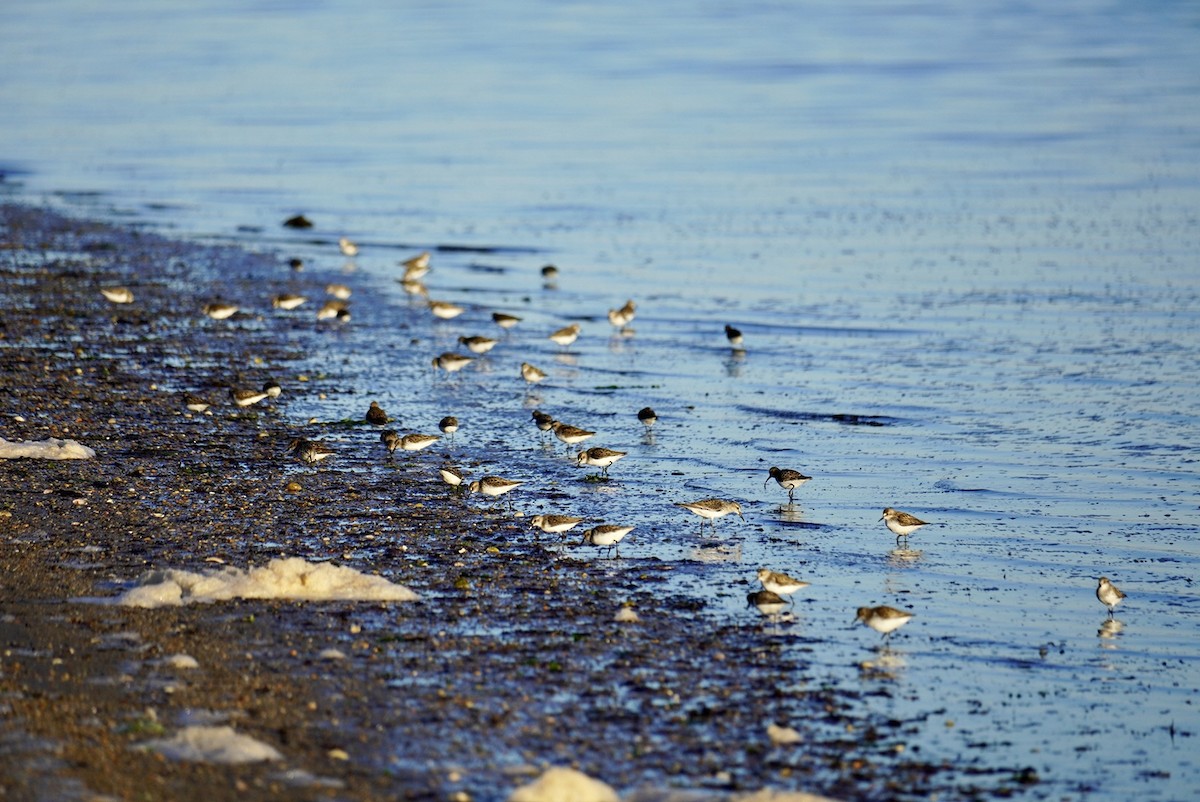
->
[101,235,1129,641]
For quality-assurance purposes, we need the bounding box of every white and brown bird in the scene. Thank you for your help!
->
[580,524,634,558]
[756,568,810,603]
[429,300,465,320]
[1096,577,1127,618]
[748,590,789,616]
[520,362,547,384]
[325,283,352,300]
[338,237,359,257]
[432,352,474,373]
[529,514,584,540]
[576,447,627,476]
[548,323,581,348]
[879,507,929,542]
[492,311,522,330]
[286,438,335,466]
[101,286,134,304]
[607,299,637,329]
[400,251,430,280]
[271,293,307,310]
[398,433,440,453]
[552,421,595,450]
[765,467,812,503]
[676,499,745,532]
[230,386,270,407]
[203,302,239,320]
[438,416,459,441]
[380,430,401,460]
[724,324,744,349]
[438,465,465,491]
[183,394,211,413]
[457,335,498,355]
[854,605,914,641]
[467,476,524,510]
[637,407,658,428]
[365,401,390,426]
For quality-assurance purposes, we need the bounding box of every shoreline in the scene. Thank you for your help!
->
[0,202,1022,801]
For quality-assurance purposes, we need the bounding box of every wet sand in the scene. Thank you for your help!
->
[0,203,1028,801]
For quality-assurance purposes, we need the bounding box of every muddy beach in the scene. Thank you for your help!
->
[0,202,1038,801]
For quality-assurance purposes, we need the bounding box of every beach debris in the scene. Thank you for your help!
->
[508,767,618,802]
[113,557,419,608]
[138,725,282,764]
[0,437,95,460]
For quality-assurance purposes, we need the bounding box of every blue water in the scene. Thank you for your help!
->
[4,1,1200,799]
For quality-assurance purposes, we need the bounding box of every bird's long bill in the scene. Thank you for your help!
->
[763,477,770,488]
[878,515,885,522]
[738,512,746,522]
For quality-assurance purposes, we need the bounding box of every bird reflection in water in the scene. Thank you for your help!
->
[888,546,923,566]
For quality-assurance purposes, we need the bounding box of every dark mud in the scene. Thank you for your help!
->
[0,203,1028,801]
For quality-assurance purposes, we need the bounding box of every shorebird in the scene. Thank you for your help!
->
[548,323,581,348]
[203,302,238,320]
[676,499,745,533]
[854,605,914,642]
[432,352,474,373]
[365,401,390,426]
[576,447,627,476]
[521,362,547,384]
[467,476,523,511]
[580,524,634,558]
[756,568,810,604]
[637,407,657,428]
[286,438,335,466]
[1096,577,1127,618]
[552,421,595,451]
[765,467,812,503]
[725,324,744,349]
[101,287,134,304]
[879,507,929,543]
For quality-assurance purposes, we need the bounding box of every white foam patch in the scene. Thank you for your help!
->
[116,557,418,608]
[509,767,619,802]
[0,437,95,460]
[161,653,200,670]
[138,725,282,764]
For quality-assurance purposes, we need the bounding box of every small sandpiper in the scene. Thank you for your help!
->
[401,251,430,280]
[429,300,465,320]
[230,386,270,407]
[365,401,390,426]
[725,324,744,349]
[458,335,498,355]
[756,568,810,603]
[203,302,239,320]
[338,237,359,257]
[183,394,211,413]
[531,410,556,440]
[439,465,465,491]
[530,514,584,542]
[288,257,304,271]
[552,421,595,450]
[317,299,349,320]
[326,283,352,300]
[1096,577,1127,618]
[607,299,636,329]
[398,433,441,453]
[580,524,634,558]
[576,447,627,476]
[748,590,789,616]
[432,352,474,373]
[492,311,522,330]
[271,293,307,310]
[380,430,401,460]
[766,467,812,503]
[262,380,282,399]
[854,605,914,642]
[467,476,524,510]
[637,407,658,428]
[286,438,336,466]
[438,416,459,441]
[541,264,559,285]
[101,286,134,304]
[676,499,745,532]
[548,323,581,348]
[880,507,929,543]
[521,362,547,384]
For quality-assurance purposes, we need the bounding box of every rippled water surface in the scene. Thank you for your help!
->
[4,1,1200,798]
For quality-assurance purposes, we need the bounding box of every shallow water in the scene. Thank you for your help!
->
[3,0,1200,799]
